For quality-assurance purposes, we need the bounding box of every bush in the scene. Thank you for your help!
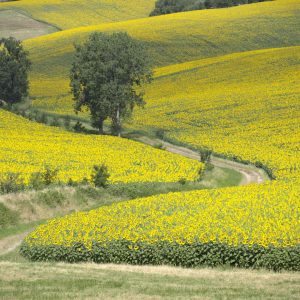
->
[29,166,59,189]
[153,143,166,150]
[35,112,48,124]
[0,203,19,228]
[0,173,25,194]
[178,177,187,185]
[73,121,85,132]
[200,149,212,163]
[20,240,300,271]
[50,117,60,127]
[91,164,110,188]
[155,129,166,140]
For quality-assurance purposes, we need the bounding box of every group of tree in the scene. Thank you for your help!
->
[150,0,268,16]
[0,33,153,137]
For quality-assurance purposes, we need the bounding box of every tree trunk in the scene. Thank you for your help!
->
[98,117,104,135]
[116,106,121,137]
[112,106,122,137]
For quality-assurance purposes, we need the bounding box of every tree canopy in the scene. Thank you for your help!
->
[70,32,153,135]
[150,0,268,16]
[0,37,31,105]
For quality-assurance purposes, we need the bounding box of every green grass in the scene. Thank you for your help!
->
[0,258,299,299]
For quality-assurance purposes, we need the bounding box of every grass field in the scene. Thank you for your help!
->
[0,259,299,300]
[0,10,57,40]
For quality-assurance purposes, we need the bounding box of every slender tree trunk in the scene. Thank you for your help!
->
[112,106,122,137]
[116,105,121,137]
[98,117,104,135]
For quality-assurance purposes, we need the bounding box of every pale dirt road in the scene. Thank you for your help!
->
[136,136,267,186]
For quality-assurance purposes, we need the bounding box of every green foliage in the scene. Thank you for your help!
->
[0,167,60,194]
[91,164,110,188]
[70,32,153,136]
[0,37,31,104]
[178,178,187,185]
[200,149,212,163]
[20,240,300,271]
[73,121,85,133]
[153,143,165,150]
[0,203,19,228]
[0,173,25,194]
[150,0,269,16]
[155,129,165,140]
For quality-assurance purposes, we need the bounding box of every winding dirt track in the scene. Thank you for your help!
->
[136,136,267,186]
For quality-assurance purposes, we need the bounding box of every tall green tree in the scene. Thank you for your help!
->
[70,32,152,136]
[0,37,31,105]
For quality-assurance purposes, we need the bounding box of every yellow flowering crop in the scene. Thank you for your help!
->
[0,0,156,30]
[25,181,300,249]
[0,110,203,184]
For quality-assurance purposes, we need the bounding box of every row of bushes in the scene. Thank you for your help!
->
[0,164,110,194]
[150,0,268,16]
[20,240,300,272]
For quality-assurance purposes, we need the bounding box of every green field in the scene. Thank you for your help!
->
[0,258,299,300]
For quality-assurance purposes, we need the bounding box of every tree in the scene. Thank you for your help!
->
[70,32,153,136]
[0,37,31,105]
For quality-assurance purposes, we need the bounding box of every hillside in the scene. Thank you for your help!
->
[33,44,300,180]
[0,0,300,293]
[0,0,156,30]
[0,110,202,184]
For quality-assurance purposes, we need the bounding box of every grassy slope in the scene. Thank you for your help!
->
[0,0,156,30]
[0,259,299,300]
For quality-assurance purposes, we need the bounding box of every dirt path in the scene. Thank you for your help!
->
[136,136,268,186]
[0,232,29,256]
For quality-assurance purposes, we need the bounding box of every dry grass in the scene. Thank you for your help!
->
[0,261,299,299]
[0,10,57,40]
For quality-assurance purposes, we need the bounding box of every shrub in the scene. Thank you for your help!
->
[155,129,165,140]
[0,173,25,194]
[29,166,59,189]
[178,177,187,185]
[50,117,60,127]
[200,149,212,163]
[91,164,110,188]
[73,121,85,132]
[153,142,166,150]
